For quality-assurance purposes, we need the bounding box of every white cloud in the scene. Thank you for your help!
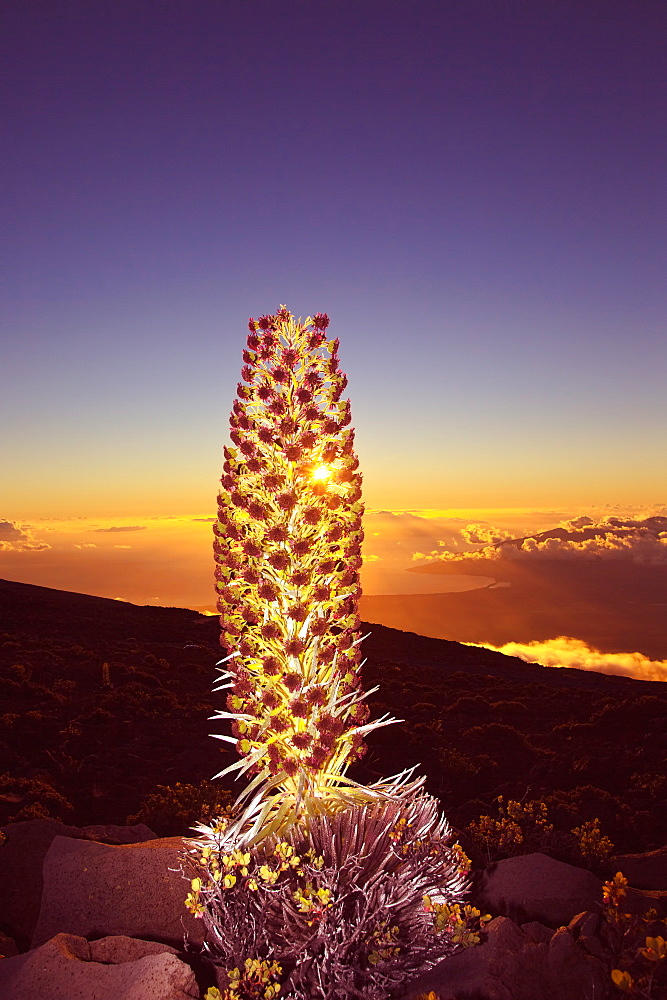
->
[475,636,667,683]
[75,543,98,550]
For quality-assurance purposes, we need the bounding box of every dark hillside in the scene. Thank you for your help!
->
[1,577,665,854]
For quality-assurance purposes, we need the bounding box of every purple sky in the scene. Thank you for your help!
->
[3,0,666,515]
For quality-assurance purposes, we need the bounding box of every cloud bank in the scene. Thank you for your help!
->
[477,636,667,683]
[0,519,50,552]
[413,515,667,566]
[94,525,147,533]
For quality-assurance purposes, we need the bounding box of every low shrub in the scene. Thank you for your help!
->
[465,795,614,868]
[127,780,234,836]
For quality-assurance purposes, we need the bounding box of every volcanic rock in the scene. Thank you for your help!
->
[81,823,157,845]
[0,932,199,1000]
[31,835,205,950]
[476,852,603,927]
[404,914,608,1000]
[0,819,87,951]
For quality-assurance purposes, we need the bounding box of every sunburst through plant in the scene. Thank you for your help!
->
[185,307,479,1000]
[207,306,404,841]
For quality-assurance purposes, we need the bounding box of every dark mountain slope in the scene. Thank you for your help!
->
[1,577,665,853]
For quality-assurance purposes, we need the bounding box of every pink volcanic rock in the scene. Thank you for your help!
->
[89,935,179,963]
[31,836,205,950]
[0,820,160,951]
[0,932,198,1000]
[476,853,603,927]
[81,824,157,844]
[520,921,553,945]
[403,915,607,1000]
[567,910,609,962]
[0,819,87,950]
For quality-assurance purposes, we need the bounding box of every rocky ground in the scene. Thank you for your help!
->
[1,819,665,1000]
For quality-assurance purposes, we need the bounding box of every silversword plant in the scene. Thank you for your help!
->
[185,307,479,1000]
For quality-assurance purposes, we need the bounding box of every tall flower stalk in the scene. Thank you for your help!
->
[211,306,399,840]
[185,307,478,1000]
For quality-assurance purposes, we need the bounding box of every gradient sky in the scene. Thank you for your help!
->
[3,0,666,522]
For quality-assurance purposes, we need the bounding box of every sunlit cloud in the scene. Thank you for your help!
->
[94,525,147,533]
[74,543,98,550]
[411,521,512,562]
[364,510,477,559]
[474,636,667,683]
[114,544,132,549]
[360,510,501,595]
[0,519,51,552]
[460,523,514,545]
[413,515,667,566]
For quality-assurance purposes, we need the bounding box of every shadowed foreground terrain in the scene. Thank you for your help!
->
[1,577,665,855]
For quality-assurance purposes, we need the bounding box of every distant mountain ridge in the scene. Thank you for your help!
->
[496,515,667,553]
[1,576,661,694]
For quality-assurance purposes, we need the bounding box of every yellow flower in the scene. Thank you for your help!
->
[641,935,667,962]
[274,842,294,862]
[611,969,633,992]
[184,892,205,917]
[259,865,279,884]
